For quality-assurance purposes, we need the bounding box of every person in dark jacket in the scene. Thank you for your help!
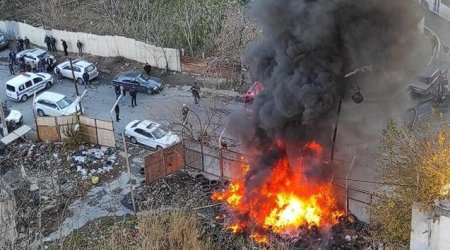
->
[20,61,26,72]
[9,62,15,75]
[44,36,51,51]
[55,67,63,83]
[46,57,53,72]
[190,82,201,104]
[114,104,120,122]
[18,37,24,51]
[24,37,30,49]
[82,71,90,87]
[37,60,43,72]
[144,63,151,76]
[130,87,137,107]
[76,40,83,56]
[25,63,31,72]
[8,50,16,65]
[61,39,68,56]
[50,36,57,52]
[115,85,121,99]
[16,40,21,52]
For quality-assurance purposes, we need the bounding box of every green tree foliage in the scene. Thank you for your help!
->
[371,116,450,245]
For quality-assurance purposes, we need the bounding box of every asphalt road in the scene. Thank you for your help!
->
[0,49,243,142]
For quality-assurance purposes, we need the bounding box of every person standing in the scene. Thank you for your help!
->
[130,87,137,107]
[31,62,37,73]
[120,85,126,104]
[25,63,31,72]
[8,50,16,65]
[8,62,15,75]
[114,104,120,122]
[37,59,43,72]
[76,40,83,56]
[61,39,68,56]
[46,57,53,72]
[190,82,201,104]
[144,63,151,76]
[56,67,63,83]
[18,37,24,51]
[50,36,57,52]
[24,37,30,49]
[82,71,90,87]
[15,40,21,52]
[115,85,121,99]
[44,36,51,51]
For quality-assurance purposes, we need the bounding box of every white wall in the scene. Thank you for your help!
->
[0,21,181,72]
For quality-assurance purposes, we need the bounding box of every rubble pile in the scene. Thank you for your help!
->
[0,142,125,247]
[134,171,221,212]
[70,146,117,180]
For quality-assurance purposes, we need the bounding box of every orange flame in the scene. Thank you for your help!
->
[212,140,343,240]
[250,232,269,244]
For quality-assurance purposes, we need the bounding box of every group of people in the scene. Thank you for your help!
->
[15,36,30,52]
[8,50,54,76]
[113,85,138,122]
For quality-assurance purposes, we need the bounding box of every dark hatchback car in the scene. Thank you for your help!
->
[112,71,164,94]
[0,32,9,49]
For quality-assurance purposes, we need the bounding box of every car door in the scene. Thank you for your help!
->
[45,100,59,116]
[37,100,51,115]
[73,66,82,79]
[62,65,72,78]
[33,77,44,91]
[132,80,144,92]
[133,128,149,145]
[122,79,132,91]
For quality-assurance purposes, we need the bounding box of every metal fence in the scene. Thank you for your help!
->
[143,143,184,184]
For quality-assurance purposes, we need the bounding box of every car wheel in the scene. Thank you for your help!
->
[130,136,137,144]
[77,78,84,85]
[156,145,163,151]
[45,81,52,89]
[37,109,45,117]
[21,95,28,102]
[146,89,153,95]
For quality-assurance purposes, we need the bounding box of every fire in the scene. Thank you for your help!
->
[212,140,343,242]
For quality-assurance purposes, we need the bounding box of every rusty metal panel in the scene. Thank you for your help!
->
[38,126,60,141]
[184,147,203,171]
[165,143,185,175]
[144,150,165,184]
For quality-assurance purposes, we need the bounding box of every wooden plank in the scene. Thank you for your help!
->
[37,126,60,142]
[0,125,32,145]
[79,116,96,127]
[36,116,57,126]
[97,128,115,147]
[57,115,77,125]
[96,119,113,130]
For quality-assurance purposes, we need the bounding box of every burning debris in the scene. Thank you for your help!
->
[215,0,425,245]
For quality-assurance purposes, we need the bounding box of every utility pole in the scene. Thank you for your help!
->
[69,58,79,96]
[0,102,8,137]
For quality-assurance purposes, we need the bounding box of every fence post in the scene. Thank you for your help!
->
[122,133,136,216]
[220,148,224,178]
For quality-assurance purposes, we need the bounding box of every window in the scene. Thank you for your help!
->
[63,66,71,71]
[135,129,151,138]
[33,77,43,84]
[131,121,142,128]
[6,85,15,92]
[25,81,32,88]
[73,67,81,72]
[37,52,48,59]
[18,85,25,91]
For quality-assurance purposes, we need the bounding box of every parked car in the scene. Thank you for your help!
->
[124,120,180,150]
[409,65,448,96]
[33,91,83,117]
[0,32,9,49]
[244,81,263,104]
[16,48,56,67]
[5,72,54,102]
[54,59,99,85]
[0,103,23,136]
[112,71,164,94]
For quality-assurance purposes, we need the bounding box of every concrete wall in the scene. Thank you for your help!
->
[410,203,450,250]
[0,21,181,72]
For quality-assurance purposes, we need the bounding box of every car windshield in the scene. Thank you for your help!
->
[56,96,73,109]
[140,74,150,81]
[152,127,167,139]
[37,52,49,59]
[131,121,141,128]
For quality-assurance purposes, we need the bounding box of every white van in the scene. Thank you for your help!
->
[5,72,54,102]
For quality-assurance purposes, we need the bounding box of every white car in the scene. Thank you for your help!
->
[33,91,83,117]
[5,72,54,102]
[54,59,99,85]
[16,48,56,66]
[125,120,181,150]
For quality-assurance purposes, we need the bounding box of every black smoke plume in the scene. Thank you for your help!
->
[240,0,425,179]
[243,0,424,147]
